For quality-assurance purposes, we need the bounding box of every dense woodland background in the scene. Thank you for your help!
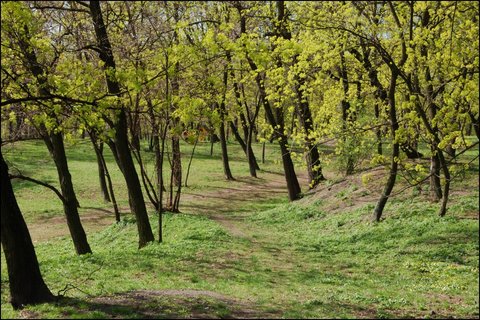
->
[1,1,479,318]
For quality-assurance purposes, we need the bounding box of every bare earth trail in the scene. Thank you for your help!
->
[181,171,309,239]
[28,169,307,243]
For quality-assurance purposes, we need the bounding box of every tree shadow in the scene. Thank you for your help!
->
[55,290,282,319]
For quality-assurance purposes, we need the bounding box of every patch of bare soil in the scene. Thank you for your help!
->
[28,206,130,244]
[208,214,247,238]
[300,166,386,216]
[87,289,280,319]
[18,310,40,319]
[180,170,309,238]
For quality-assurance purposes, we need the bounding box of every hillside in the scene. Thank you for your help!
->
[2,141,478,318]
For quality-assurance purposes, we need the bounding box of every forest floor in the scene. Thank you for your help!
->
[27,168,303,243]
[1,140,479,319]
[21,169,305,318]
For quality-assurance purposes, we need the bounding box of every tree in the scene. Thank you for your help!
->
[88,0,154,247]
[274,0,325,186]
[1,148,55,310]
[235,1,302,201]
[1,1,92,254]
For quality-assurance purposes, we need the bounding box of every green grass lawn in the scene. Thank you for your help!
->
[1,137,478,319]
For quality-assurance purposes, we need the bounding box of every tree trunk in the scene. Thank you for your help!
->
[217,65,234,180]
[279,135,302,201]
[89,132,120,222]
[46,132,92,254]
[429,152,443,201]
[91,139,111,202]
[350,45,387,156]
[170,135,182,212]
[156,120,168,242]
[468,112,479,139]
[262,138,266,164]
[294,81,325,188]
[14,20,90,254]
[171,136,182,187]
[131,146,159,209]
[374,104,383,155]
[115,110,155,245]
[89,1,154,248]
[401,142,423,159]
[229,120,247,151]
[101,151,120,222]
[210,134,215,156]
[229,120,260,172]
[437,149,450,217]
[1,151,55,310]
[90,133,120,221]
[373,72,400,221]
[340,52,355,175]
[246,125,257,178]
[244,57,301,200]
[184,135,198,187]
[226,49,261,174]
[239,2,302,199]
[218,105,235,181]
[128,104,141,152]
[277,6,325,189]
[155,134,164,242]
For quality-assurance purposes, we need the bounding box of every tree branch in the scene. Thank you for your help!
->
[9,174,66,205]
[30,3,89,14]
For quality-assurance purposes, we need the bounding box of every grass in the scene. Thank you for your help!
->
[1,137,479,319]
[2,138,287,222]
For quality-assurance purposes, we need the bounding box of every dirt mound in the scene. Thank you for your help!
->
[299,166,387,215]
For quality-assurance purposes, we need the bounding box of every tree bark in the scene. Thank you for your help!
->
[171,135,182,212]
[131,145,159,209]
[294,81,325,187]
[429,151,443,201]
[91,139,111,202]
[373,72,400,221]
[217,65,235,180]
[229,120,260,171]
[101,153,120,222]
[156,120,168,242]
[184,135,198,187]
[1,150,55,310]
[90,133,120,222]
[226,48,260,176]
[339,52,355,175]
[44,131,92,254]
[374,104,383,155]
[276,0,325,187]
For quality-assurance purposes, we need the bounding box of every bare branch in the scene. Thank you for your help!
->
[30,4,89,14]
[9,174,66,205]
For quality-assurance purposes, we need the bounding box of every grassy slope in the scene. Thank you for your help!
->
[1,139,479,319]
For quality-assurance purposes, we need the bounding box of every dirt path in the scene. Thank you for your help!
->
[183,172,308,237]
[23,170,308,318]
[28,170,308,243]
[28,207,124,244]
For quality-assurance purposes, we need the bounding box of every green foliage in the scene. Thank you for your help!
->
[1,1,479,317]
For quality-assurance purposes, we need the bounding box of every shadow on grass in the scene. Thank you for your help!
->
[55,290,282,319]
